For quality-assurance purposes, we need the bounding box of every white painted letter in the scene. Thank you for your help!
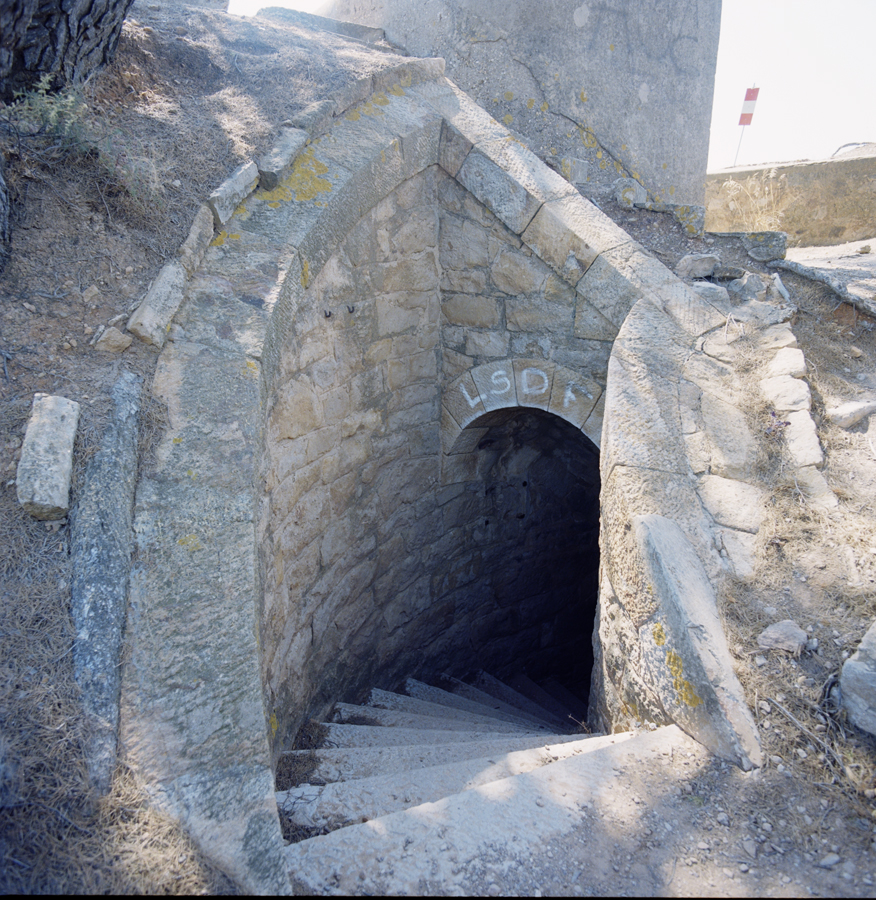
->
[521,367,549,396]
[460,385,482,408]
[490,369,511,395]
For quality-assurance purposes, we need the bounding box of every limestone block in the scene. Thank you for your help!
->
[520,194,629,286]
[614,177,648,208]
[470,360,518,414]
[270,378,322,441]
[700,392,758,480]
[465,331,508,359]
[689,281,730,308]
[287,98,335,135]
[716,527,758,582]
[178,204,216,277]
[457,136,578,235]
[440,294,499,328]
[633,515,761,769]
[440,267,486,294]
[684,432,710,474]
[841,621,876,737]
[756,324,798,351]
[698,475,764,533]
[661,285,727,338]
[372,57,445,94]
[701,330,739,364]
[728,271,769,303]
[580,390,605,449]
[16,393,80,520]
[759,374,811,413]
[207,160,259,227]
[574,242,646,328]
[678,381,703,434]
[509,292,577,334]
[258,127,309,191]
[127,261,187,349]
[783,410,823,468]
[328,75,373,117]
[793,465,838,510]
[490,247,546,295]
[826,397,876,429]
[512,359,555,412]
[676,253,720,279]
[742,231,787,262]
[764,347,806,378]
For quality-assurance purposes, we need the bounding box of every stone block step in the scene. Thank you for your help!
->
[403,678,553,730]
[331,703,534,734]
[277,732,630,830]
[278,731,591,783]
[365,687,538,732]
[283,726,707,895]
[471,670,572,732]
[508,672,579,726]
[318,723,544,749]
[539,676,590,724]
[437,675,563,731]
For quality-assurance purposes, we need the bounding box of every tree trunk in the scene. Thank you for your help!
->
[1,0,136,100]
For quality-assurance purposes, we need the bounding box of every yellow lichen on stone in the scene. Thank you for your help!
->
[580,90,588,102]
[270,712,278,737]
[666,648,703,708]
[579,128,598,149]
[561,159,572,180]
[172,436,182,444]
[211,230,240,247]
[301,259,310,288]
[373,92,390,106]
[399,71,412,88]
[653,620,666,646]
[503,114,513,126]
[527,98,535,109]
[388,83,405,97]
[504,91,514,101]
[177,533,204,551]
[287,148,332,203]
[541,101,549,112]
[346,108,361,121]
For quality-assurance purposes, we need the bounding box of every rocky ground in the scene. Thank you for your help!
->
[1,0,875,894]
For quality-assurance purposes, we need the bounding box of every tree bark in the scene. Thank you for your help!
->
[1,0,136,100]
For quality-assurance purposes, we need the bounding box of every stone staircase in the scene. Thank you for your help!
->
[279,672,708,894]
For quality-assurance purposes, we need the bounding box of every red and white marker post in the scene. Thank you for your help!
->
[734,86,759,166]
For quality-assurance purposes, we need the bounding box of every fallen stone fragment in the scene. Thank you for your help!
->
[207,160,259,227]
[127,260,186,349]
[727,271,768,302]
[16,393,81,520]
[614,177,647,208]
[841,621,876,737]
[94,326,132,353]
[742,231,787,262]
[816,852,842,869]
[784,410,824,468]
[757,620,807,655]
[676,253,720,279]
[793,465,838,509]
[825,397,876,429]
[698,475,764,533]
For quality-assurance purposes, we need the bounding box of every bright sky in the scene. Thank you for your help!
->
[229,0,876,173]
[708,0,876,171]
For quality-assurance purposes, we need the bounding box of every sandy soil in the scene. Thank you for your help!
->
[1,1,875,894]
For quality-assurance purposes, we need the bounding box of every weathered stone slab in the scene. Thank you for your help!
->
[760,374,811,413]
[207,160,259,227]
[258,127,309,191]
[70,372,140,794]
[701,392,758,480]
[764,347,806,378]
[178,204,215,277]
[16,393,80,520]
[698,475,764,533]
[127,261,187,349]
[634,515,761,769]
[793,465,838,510]
[94,326,132,353]
[716,527,757,582]
[521,193,629,286]
[742,231,787,261]
[676,253,720,279]
[575,242,647,327]
[471,360,518,413]
[841,621,876,737]
[512,359,555,412]
[783,410,823,468]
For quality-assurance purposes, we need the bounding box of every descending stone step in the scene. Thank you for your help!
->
[471,670,573,732]
[437,676,563,732]
[283,726,706,895]
[278,731,592,783]
[402,678,551,730]
[277,732,631,831]
[331,703,535,734]
[318,723,544,749]
[365,687,538,732]
[508,672,579,727]
[539,676,590,724]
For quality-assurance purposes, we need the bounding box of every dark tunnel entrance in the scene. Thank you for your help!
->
[430,407,601,709]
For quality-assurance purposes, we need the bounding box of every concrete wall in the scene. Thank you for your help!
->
[705,148,876,246]
[314,0,721,226]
